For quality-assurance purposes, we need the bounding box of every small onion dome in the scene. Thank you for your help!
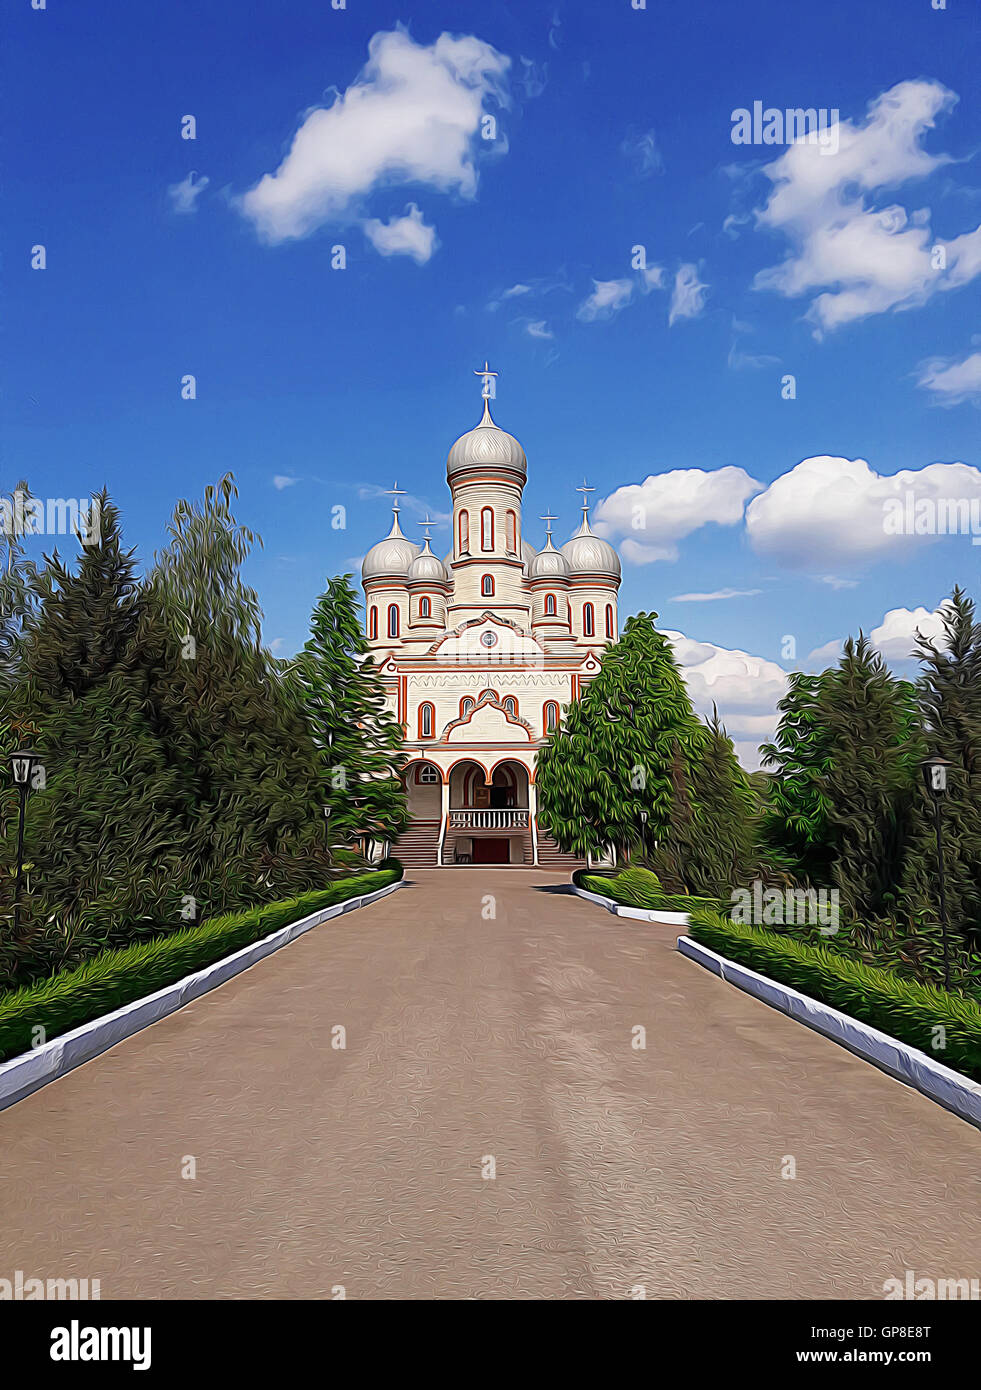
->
[407,536,449,585]
[362,512,420,581]
[561,514,621,580]
[529,534,570,580]
[447,398,527,484]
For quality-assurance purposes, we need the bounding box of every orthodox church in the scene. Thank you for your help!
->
[362,367,620,867]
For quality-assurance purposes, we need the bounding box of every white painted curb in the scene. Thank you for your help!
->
[573,883,690,925]
[678,935,981,1131]
[0,878,405,1114]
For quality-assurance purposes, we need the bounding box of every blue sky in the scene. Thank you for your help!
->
[4,0,980,763]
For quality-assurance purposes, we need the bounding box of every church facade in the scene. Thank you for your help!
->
[362,371,621,867]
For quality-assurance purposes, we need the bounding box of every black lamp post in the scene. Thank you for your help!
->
[9,749,41,938]
[638,808,649,866]
[921,755,953,990]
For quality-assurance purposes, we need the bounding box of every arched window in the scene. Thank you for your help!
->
[419,596,432,618]
[416,763,439,784]
[481,507,494,551]
[605,604,614,640]
[544,702,559,733]
[388,604,400,639]
[544,593,556,616]
[481,574,495,597]
[460,697,475,717]
[583,602,595,637]
[503,696,517,717]
[418,703,435,739]
[506,510,517,554]
[458,510,470,555]
[369,606,378,640]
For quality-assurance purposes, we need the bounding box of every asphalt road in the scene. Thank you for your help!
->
[1,869,977,1300]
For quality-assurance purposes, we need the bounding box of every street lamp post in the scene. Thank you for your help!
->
[9,749,41,938]
[638,808,649,867]
[921,755,953,991]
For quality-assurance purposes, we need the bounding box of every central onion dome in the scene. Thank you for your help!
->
[407,536,449,585]
[447,398,527,484]
[562,513,621,580]
[362,512,420,581]
[529,533,570,580]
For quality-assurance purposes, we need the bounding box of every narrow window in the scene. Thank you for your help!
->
[583,602,594,637]
[458,510,470,555]
[388,604,400,639]
[481,507,494,551]
[460,697,475,717]
[369,606,378,640]
[605,604,614,640]
[506,510,517,554]
[481,574,495,597]
[544,702,559,733]
[503,696,517,717]
[544,593,556,616]
[419,703,434,739]
[420,596,432,618]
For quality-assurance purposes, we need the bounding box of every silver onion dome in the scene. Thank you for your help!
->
[407,536,449,585]
[529,534,570,580]
[447,398,527,483]
[362,512,420,581]
[561,514,621,580]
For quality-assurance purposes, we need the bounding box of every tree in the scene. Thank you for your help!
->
[287,575,407,848]
[682,708,759,897]
[759,672,836,881]
[536,613,704,865]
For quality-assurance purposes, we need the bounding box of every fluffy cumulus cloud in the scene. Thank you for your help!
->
[751,79,981,333]
[668,263,709,325]
[917,349,981,406]
[238,27,510,247]
[576,277,636,323]
[807,602,951,668]
[745,456,981,567]
[362,204,439,262]
[594,467,761,563]
[663,628,789,769]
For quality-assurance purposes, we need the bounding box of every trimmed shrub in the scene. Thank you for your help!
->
[688,908,981,1083]
[0,867,400,1065]
[580,867,726,915]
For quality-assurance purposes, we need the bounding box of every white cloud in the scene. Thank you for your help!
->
[663,627,789,767]
[273,475,299,490]
[168,172,209,214]
[525,320,554,339]
[576,278,635,322]
[594,467,761,562]
[671,588,763,602]
[750,79,981,333]
[238,27,510,244]
[807,602,951,669]
[668,263,708,325]
[621,127,663,177]
[917,350,981,405]
[745,455,981,566]
[362,204,439,262]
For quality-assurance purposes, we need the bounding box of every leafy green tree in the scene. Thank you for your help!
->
[760,672,835,881]
[682,708,759,896]
[288,575,407,848]
[536,613,703,866]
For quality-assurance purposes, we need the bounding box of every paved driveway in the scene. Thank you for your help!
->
[1,869,977,1299]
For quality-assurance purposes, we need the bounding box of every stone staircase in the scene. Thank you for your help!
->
[393,819,440,868]
[536,833,586,871]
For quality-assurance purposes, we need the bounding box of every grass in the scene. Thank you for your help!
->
[688,907,981,1084]
[0,866,401,1066]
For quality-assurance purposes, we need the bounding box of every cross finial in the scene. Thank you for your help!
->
[473,360,498,400]
[416,513,435,541]
[540,509,558,539]
[576,479,595,517]
[383,481,406,515]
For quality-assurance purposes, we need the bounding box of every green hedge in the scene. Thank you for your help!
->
[0,867,401,1066]
[688,909,981,1084]
[579,867,727,915]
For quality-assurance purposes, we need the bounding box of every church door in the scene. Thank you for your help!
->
[473,838,510,864]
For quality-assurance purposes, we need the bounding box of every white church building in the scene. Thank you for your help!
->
[362,368,621,868]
